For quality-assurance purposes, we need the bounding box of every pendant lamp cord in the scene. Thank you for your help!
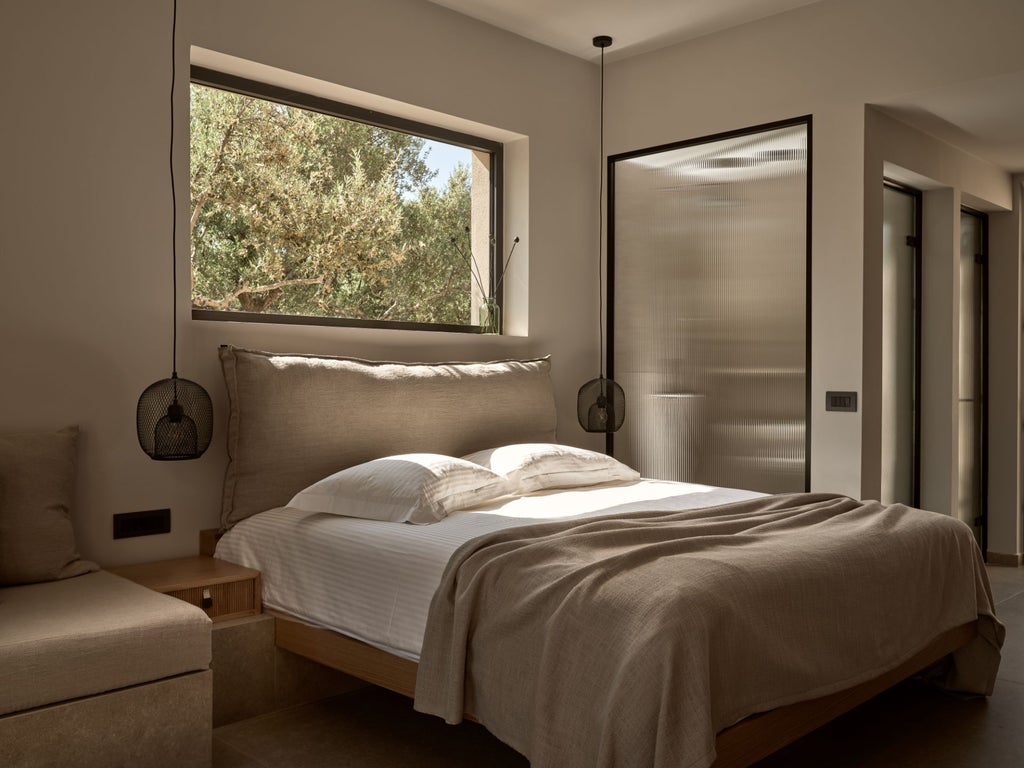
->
[597,41,606,381]
[169,0,178,382]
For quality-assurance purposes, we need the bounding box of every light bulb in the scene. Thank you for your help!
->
[587,398,610,431]
[154,402,199,459]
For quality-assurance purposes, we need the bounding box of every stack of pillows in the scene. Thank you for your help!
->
[287,443,641,525]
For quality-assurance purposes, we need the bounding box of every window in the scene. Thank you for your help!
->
[189,67,503,332]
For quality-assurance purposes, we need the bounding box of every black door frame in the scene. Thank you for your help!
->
[607,116,812,492]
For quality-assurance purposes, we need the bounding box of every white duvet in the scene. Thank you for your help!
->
[215,479,763,660]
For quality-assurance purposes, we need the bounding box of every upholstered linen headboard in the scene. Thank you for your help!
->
[219,346,557,529]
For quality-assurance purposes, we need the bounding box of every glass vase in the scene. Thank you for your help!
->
[479,296,500,334]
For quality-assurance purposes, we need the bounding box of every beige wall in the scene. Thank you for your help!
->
[0,0,602,566]
[989,177,1024,561]
[4,0,1024,567]
[862,108,1020,558]
[605,0,1024,537]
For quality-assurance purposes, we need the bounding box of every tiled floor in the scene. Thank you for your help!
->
[214,565,1024,767]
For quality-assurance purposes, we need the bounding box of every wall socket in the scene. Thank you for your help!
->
[113,508,171,539]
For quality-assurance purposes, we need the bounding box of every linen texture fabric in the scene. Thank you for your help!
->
[215,480,763,661]
[288,454,511,524]
[219,346,557,529]
[415,492,1003,768]
[463,442,640,493]
[0,570,211,715]
[0,426,98,585]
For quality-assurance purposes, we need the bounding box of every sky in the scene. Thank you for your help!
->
[421,139,471,190]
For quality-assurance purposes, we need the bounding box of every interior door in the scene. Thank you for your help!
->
[959,208,987,549]
[881,183,920,505]
[609,120,809,493]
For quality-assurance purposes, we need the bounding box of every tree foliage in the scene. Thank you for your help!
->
[189,84,477,324]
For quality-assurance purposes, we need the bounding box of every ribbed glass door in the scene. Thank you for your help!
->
[610,120,809,493]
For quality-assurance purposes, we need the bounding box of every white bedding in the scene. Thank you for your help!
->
[215,479,763,660]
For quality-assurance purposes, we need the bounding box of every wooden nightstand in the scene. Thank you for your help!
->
[109,555,262,623]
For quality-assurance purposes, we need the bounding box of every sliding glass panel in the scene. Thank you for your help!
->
[610,121,808,493]
[958,210,986,546]
[880,184,919,505]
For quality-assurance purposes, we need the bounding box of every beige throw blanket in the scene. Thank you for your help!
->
[414,492,1004,768]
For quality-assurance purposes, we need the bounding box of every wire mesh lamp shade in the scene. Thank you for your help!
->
[137,374,213,460]
[577,376,625,433]
[135,0,212,461]
[576,35,625,436]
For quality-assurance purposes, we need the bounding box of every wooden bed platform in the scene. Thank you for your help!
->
[206,352,990,765]
[272,611,978,768]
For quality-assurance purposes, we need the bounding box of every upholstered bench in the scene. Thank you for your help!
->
[0,570,212,767]
[0,426,213,766]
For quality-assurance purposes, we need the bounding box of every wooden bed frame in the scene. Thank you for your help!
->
[272,610,978,768]
[202,527,979,765]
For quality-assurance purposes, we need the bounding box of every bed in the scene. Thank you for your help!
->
[212,346,1004,768]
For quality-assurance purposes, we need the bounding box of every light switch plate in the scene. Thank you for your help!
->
[825,391,857,412]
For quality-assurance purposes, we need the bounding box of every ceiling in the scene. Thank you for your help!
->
[425,0,1024,173]
[426,0,822,61]
[874,70,1024,174]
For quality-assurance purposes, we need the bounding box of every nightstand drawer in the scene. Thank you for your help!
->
[167,578,260,621]
[109,556,262,623]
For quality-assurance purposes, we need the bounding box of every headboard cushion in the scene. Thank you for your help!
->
[219,346,557,529]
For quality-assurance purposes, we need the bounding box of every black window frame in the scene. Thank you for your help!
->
[189,66,504,334]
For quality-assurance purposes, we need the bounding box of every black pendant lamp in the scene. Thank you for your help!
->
[577,35,625,434]
[137,0,213,460]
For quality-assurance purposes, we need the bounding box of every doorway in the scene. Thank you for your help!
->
[881,182,921,505]
[959,208,988,550]
[609,118,810,493]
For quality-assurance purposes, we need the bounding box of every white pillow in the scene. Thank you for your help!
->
[463,443,641,493]
[287,454,510,524]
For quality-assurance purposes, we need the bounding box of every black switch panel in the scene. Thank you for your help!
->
[825,391,857,412]
[113,508,171,539]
